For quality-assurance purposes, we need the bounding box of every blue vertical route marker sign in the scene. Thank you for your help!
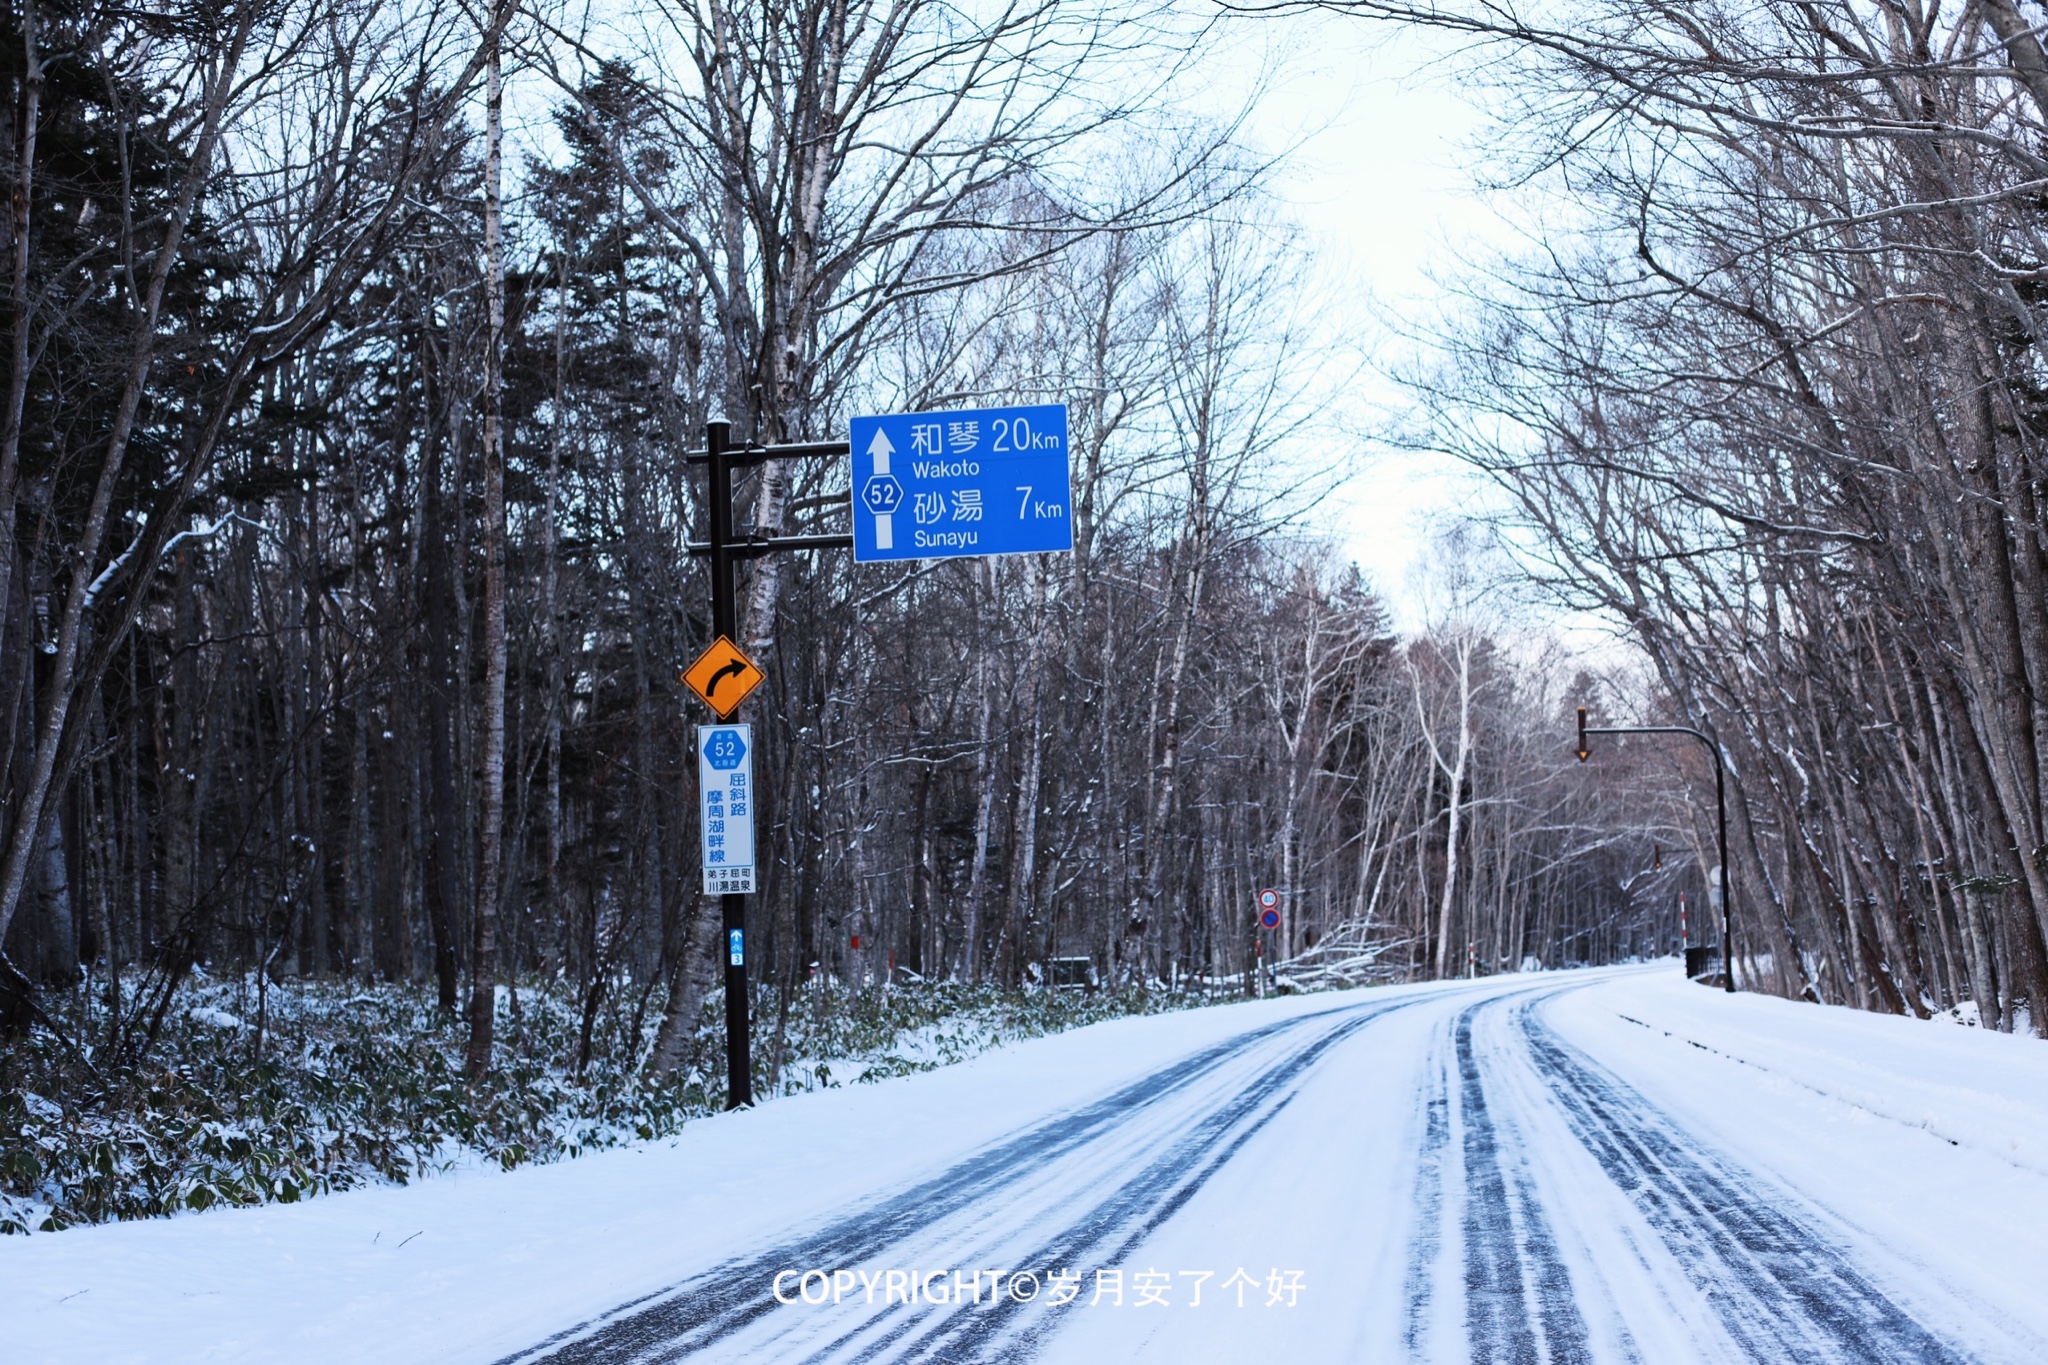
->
[851,404,1073,562]
[699,724,756,896]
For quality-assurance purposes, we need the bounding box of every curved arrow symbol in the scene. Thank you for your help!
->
[706,659,749,698]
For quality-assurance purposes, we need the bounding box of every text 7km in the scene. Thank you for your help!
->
[1015,487,1068,519]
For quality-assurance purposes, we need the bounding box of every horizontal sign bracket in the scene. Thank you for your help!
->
[686,532,855,558]
[686,438,851,467]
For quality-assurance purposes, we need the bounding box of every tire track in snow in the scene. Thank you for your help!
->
[838,1004,1396,1364]
[495,1001,1391,1365]
[1520,1000,1970,1364]
[1399,1038,1451,1357]
[1454,1001,1593,1365]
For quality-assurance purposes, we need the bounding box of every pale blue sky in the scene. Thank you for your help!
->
[1218,9,1508,632]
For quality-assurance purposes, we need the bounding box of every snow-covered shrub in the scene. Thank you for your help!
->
[0,974,694,1234]
[0,969,1218,1233]
[742,978,1201,1094]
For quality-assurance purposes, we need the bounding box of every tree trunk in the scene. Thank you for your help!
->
[962,565,998,982]
[464,7,509,1081]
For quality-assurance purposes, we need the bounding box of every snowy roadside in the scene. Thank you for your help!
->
[1543,973,2048,1353]
[1547,972,2048,1176]
[0,982,1385,1365]
[0,974,1211,1237]
[11,965,2048,1364]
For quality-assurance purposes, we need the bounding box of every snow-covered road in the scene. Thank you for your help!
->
[9,966,2048,1363]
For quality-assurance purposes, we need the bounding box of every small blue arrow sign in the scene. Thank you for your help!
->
[704,728,747,771]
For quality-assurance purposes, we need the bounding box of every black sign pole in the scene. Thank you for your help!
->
[703,420,752,1108]
[689,423,854,1111]
[1576,708,1736,994]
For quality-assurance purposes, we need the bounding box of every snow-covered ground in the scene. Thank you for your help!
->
[6,964,2046,1363]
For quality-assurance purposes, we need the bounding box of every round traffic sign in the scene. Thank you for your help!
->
[1257,888,1279,910]
[1259,907,1281,930]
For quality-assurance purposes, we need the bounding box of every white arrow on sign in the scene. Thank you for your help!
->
[869,428,895,548]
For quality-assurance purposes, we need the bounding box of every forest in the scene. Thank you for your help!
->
[13,0,2029,1231]
[1341,0,2048,1034]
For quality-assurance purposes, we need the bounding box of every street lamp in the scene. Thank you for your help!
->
[1577,707,1735,994]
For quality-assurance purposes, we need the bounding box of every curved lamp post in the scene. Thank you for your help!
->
[1576,707,1735,994]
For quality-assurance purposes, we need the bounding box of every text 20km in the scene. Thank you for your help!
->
[993,416,1060,451]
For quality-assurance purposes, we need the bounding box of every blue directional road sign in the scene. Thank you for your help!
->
[851,404,1073,562]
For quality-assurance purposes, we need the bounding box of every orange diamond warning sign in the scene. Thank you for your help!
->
[683,636,764,718]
